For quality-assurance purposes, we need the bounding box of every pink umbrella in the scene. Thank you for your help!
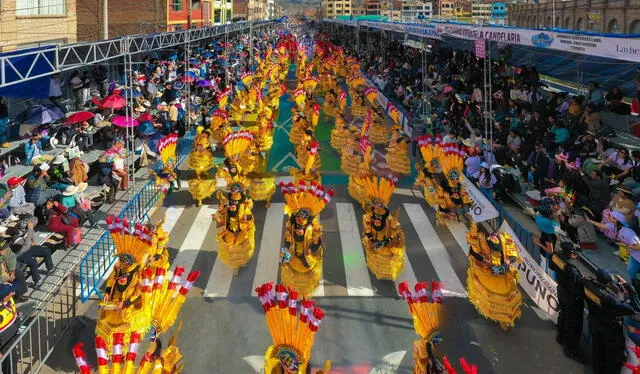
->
[111,116,139,127]
[100,95,126,109]
[442,86,453,94]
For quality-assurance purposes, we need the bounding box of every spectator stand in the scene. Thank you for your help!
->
[0,19,278,373]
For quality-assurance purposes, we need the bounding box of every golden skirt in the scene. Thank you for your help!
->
[218,228,256,270]
[369,124,388,144]
[96,304,151,348]
[188,178,217,205]
[362,238,405,280]
[280,254,323,297]
[466,260,522,327]
[296,152,321,171]
[188,150,214,175]
[386,151,411,175]
[289,127,305,145]
[347,176,367,206]
[341,153,361,176]
[249,177,276,202]
[330,130,349,154]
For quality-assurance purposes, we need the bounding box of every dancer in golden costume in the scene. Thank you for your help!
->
[361,175,406,280]
[151,133,180,193]
[213,183,256,271]
[369,108,389,145]
[256,283,331,374]
[279,181,334,296]
[386,126,412,175]
[73,324,185,374]
[399,281,478,374]
[347,135,374,206]
[291,135,321,185]
[341,129,362,177]
[295,126,321,172]
[216,130,253,187]
[330,114,350,154]
[188,126,217,206]
[289,88,308,145]
[414,135,444,207]
[98,216,200,347]
[210,107,231,142]
[435,143,472,224]
[466,223,522,330]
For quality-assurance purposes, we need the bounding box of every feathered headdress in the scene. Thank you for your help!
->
[311,103,320,127]
[222,129,254,159]
[387,103,400,125]
[279,181,334,217]
[210,108,229,130]
[294,88,306,109]
[303,76,319,93]
[440,142,464,185]
[338,90,347,112]
[364,87,378,106]
[241,72,255,87]
[304,140,319,175]
[105,215,152,267]
[256,283,327,374]
[398,281,443,343]
[217,88,231,109]
[417,135,443,172]
[158,133,178,167]
[362,175,398,207]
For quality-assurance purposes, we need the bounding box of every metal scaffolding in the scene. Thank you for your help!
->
[0,20,275,88]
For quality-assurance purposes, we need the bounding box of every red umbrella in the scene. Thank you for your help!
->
[100,95,126,109]
[111,116,139,128]
[179,76,196,83]
[139,113,154,122]
[64,111,94,125]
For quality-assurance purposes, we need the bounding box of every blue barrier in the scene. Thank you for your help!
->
[78,129,194,303]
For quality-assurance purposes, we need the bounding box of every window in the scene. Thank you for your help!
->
[630,19,640,34]
[172,0,182,11]
[214,9,221,23]
[16,0,65,15]
[608,18,620,33]
[576,17,584,31]
[173,25,183,31]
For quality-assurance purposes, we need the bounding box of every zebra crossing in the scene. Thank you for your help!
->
[144,189,471,299]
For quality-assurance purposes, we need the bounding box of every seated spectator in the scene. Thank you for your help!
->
[548,120,569,154]
[600,147,633,183]
[43,199,80,248]
[581,169,610,218]
[606,86,624,104]
[599,186,637,240]
[61,184,95,226]
[24,163,61,207]
[49,155,73,191]
[7,177,35,217]
[94,117,115,149]
[623,150,640,200]
[0,241,28,302]
[11,218,53,288]
[24,134,53,165]
[578,104,602,134]
[567,96,584,120]
[589,211,640,280]
[75,121,94,152]
[112,153,129,190]
[68,155,89,185]
[587,82,606,110]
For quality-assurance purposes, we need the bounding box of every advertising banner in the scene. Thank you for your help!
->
[500,221,559,323]
[461,175,499,223]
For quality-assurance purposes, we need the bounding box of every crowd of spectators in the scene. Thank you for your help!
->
[352,37,640,282]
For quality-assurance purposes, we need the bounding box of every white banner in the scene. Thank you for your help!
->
[500,221,559,323]
[327,19,640,62]
[461,175,499,223]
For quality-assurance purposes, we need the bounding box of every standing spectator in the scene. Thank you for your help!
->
[527,142,550,189]
[12,218,54,288]
[48,73,66,113]
[582,170,610,219]
[0,97,9,148]
[534,202,559,255]
[0,242,28,302]
[7,177,35,217]
[579,104,602,134]
[81,71,91,108]
[69,71,83,111]
[168,101,179,132]
[587,82,606,110]
[474,162,497,198]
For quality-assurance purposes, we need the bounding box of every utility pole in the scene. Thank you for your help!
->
[187,0,192,29]
[103,0,108,39]
[552,0,556,28]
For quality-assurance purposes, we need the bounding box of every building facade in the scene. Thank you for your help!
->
[491,1,506,24]
[77,0,165,42]
[365,0,382,15]
[402,1,433,23]
[323,0,352,17]
[1,0,77,51]
[509,0,640,34]
[472,1,492,24]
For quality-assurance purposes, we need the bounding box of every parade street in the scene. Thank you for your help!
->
[42,187,584,373]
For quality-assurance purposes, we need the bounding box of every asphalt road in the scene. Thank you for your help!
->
[42,185,587,374]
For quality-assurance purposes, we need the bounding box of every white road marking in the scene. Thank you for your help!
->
[403,204,466,295]
[445,220,470,256]
[251,203,286,296]
[369,351,407,374]
[172,206,217,272]
[336,203,374,296]
[162,206,184,233]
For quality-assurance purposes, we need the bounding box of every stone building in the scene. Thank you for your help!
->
[508,0,640,34]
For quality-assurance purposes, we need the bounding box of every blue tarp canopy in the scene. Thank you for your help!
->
[0,46,57,99]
